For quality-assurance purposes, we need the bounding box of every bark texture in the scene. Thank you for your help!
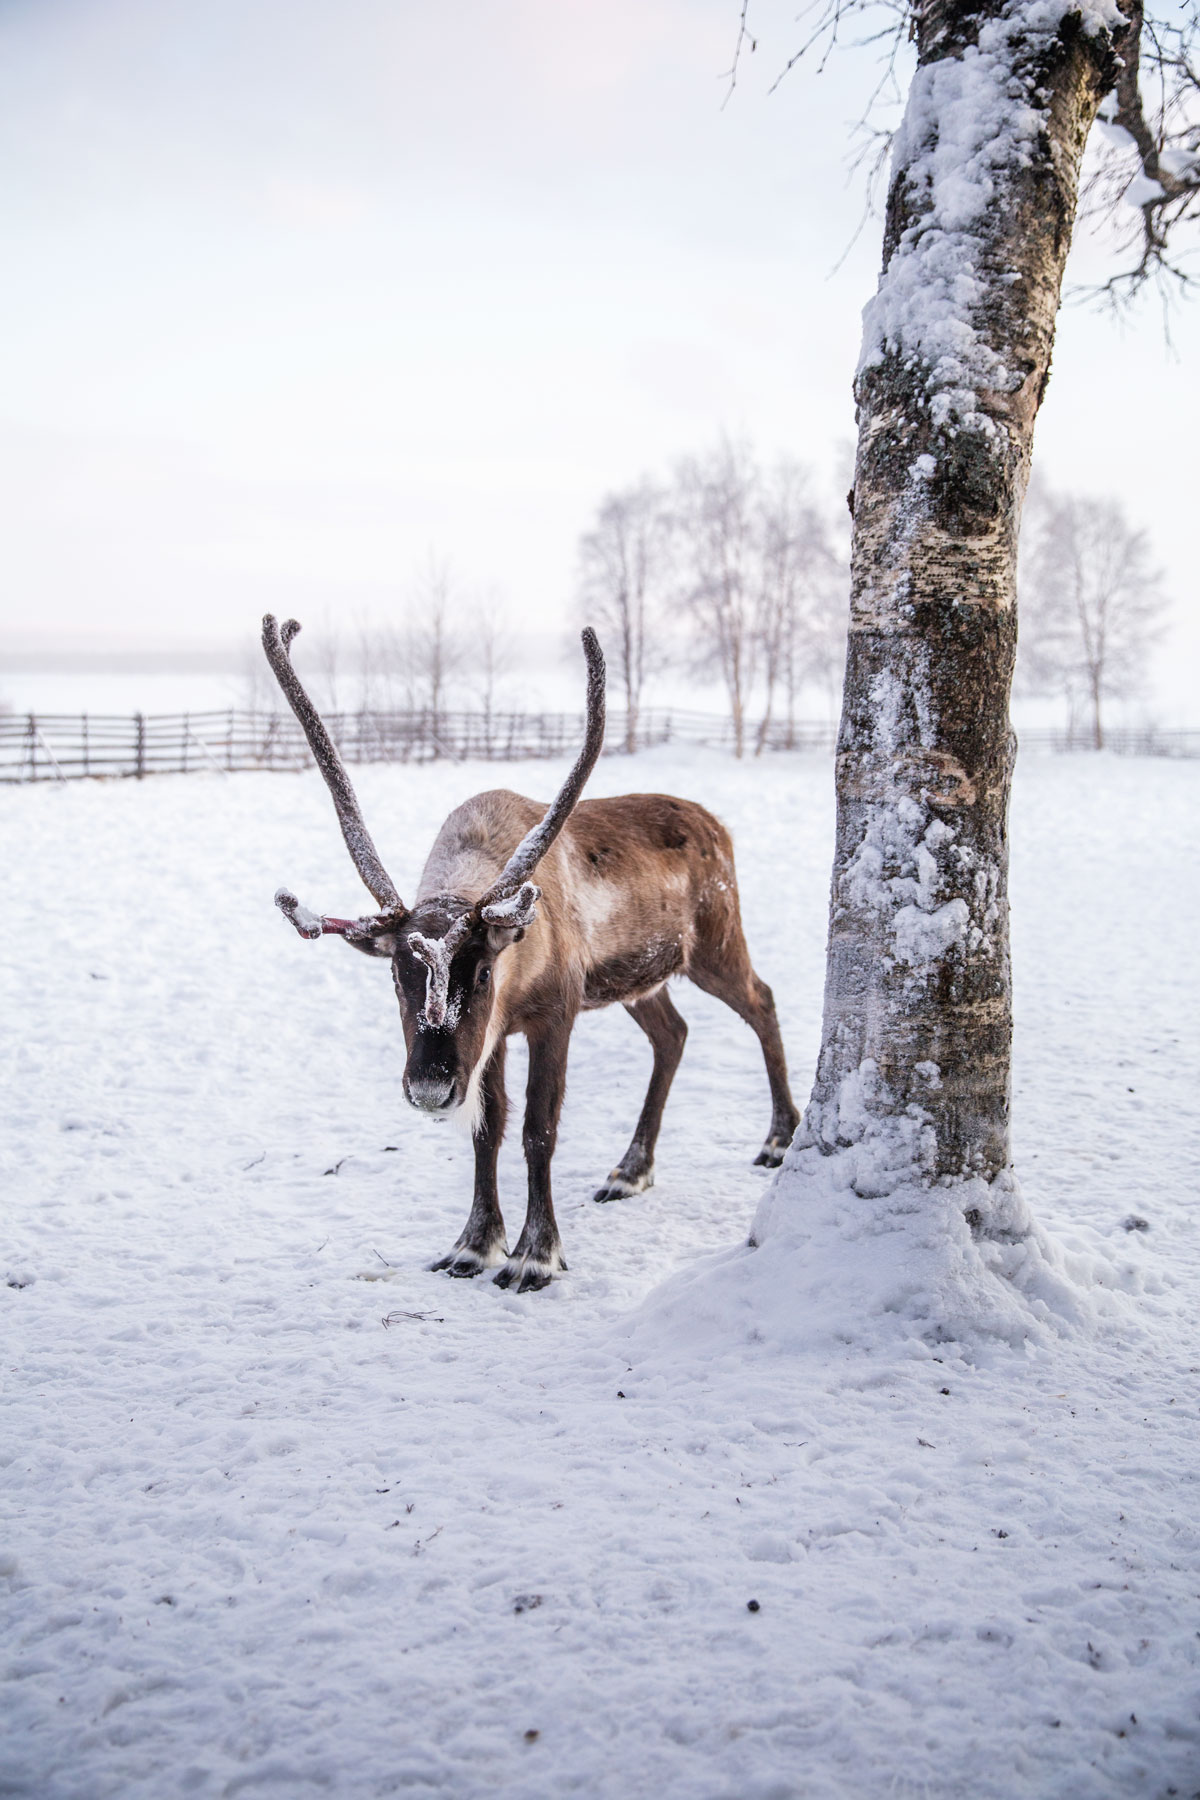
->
[799,0,1127,1206]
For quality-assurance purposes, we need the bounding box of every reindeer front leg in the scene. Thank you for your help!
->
[431,1042,509,1277]
[494,1020,571,1293]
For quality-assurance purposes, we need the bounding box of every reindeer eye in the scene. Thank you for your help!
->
[476,965,491,988]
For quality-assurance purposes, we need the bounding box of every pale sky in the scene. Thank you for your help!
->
[0,0,1195,715]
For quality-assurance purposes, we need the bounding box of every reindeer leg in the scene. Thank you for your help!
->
[690,943,800,1168]
[744,975,801,1166]
[594,989,688,1202]
[494,1020,571,1293]
[431,1041,509,1277]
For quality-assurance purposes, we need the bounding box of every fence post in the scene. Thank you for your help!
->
[82,713,90,777]
[135,712,145,780]
[181,712,189,774]
[26,714,36,781]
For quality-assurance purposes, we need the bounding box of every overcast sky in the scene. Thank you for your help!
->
[0,0,1194,714]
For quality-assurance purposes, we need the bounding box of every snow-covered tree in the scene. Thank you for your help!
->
[750,0,1171,1279]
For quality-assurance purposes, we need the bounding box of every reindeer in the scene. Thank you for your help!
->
[263,616,799,1292]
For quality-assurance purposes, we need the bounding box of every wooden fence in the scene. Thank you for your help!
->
[1,707,1196,783]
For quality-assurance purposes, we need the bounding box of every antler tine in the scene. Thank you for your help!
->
[477,627,606,911]
[262,615,403,913]
[408,910,474,1028]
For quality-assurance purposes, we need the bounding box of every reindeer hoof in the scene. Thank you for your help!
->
[753,1141,788,1168]
[430,1245,506,1278]
[592,1167,654,1203]
[493,1251,566,1293]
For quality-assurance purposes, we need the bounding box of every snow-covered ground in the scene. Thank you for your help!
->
[3,748,1199,1800]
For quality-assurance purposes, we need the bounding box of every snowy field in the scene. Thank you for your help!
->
[3,747,1199,1800]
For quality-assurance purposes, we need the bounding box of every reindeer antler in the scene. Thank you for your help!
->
[477,627,606,912]
[408,912,473,1027]
[262,615,404,914]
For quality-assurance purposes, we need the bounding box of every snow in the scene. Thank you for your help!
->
[3,748,1200,1799]
[480,881,540,929]
[1094,119,1138,154]
[844,796,981,976]
[1158,147,1200,181]
[275,889,325,940]
[1123,174,1168,209]
[408,919,471,1032]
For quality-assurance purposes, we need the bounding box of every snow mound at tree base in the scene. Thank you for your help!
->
[617,1145,1145,1374]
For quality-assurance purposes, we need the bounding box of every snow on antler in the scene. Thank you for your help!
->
[480,882,540,930]
[274,888,382,944]
[275,888,324,939]
[409,914,472,1028]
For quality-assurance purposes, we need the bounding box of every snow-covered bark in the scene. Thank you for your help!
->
[764,0,1128,1236]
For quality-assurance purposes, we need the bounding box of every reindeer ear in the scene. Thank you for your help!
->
[485,921,526,952]
[344,924,402,959]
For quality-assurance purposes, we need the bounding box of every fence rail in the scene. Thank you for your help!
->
[1,707,1197,783]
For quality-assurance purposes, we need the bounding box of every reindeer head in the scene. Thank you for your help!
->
[263,616,605,1122]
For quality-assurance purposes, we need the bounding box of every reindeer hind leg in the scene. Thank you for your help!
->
[594,988,688,1202]
[689,933,799,1168]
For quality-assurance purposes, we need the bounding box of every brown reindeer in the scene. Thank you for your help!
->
[263,616,799,1292]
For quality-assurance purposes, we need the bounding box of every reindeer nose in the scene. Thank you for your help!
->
[405,1075,458,1114]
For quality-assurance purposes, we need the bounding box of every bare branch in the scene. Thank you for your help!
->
[721,0,758,108]
[745,0,1200,311]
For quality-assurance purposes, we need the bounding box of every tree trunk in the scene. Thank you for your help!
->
[1090,672,1104,750]
[626,597,644,752]
[764,0,1125,1230]
[756,673,776,756]
[728,627,746,759]
[624,652,638,754]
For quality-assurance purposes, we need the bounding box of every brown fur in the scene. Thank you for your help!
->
[421,789,749,1021]
[284,784,799,1292]
[394,788,800,1289]
[265,614,798,1293]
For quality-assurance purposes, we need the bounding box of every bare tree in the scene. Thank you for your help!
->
[233,640,281,714]
[407,556,464,748]
[736,0,1171,1273]
[284,614,345,717]
[754,458,847,751]
[351,616,413,715]
[470,591,517,753]
[577,479,670,753]
[672,437,760,758]
[1019,486,1168,746]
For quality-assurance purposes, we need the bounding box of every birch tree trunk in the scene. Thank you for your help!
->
[765,0,1127,1232]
